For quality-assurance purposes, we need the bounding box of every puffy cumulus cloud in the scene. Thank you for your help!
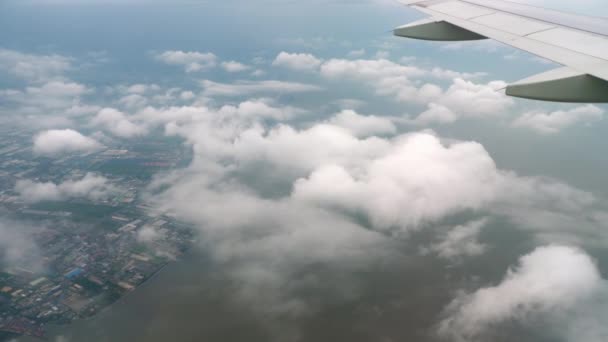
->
[327,109,396,137]
[433,79,512,119]
[407,81,513,125]
[200,79,323,97]
[410,80,513,124]
[293,133,500,230]
[0,48,71,83]
[438,245,604,342]
[425,218,488,260]
[272,52,323,72]
[221,61,251,73]
[150,102,602,243]
[155,50,217,72]
[33,129,103,156]
[15,173,114,202]
[92,108,147,138]
[138,88,608,333]
[512,104,604,134]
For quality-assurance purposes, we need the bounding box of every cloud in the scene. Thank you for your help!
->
[327,110,396,137]
[126,83,161,94]
[438,245,604,342]
[155,50,218,72]
[512,105,604,134]
[430,67,487,80]
[425,218,488,260]
[33,129,103,156]
[136,99,306,127]
[0,220,44,273]
[1,81,91,111]
[15,173,114,202]
[414,103,458,125]
[0,48,71,83]
[136,85,608,334]
[221,61,251,73]
[137,225,164,243]
[92,108,147,138]
[223,99,306,120]
[436,78,511,118]
[272,52,323,71]
[317,56,512,118]
[200,80,323,96]
[347,49,366,57]
[292,133,499,230]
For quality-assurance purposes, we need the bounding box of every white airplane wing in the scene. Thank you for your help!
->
[395,0,608,102]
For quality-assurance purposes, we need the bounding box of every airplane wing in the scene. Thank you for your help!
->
[395,0,608,103]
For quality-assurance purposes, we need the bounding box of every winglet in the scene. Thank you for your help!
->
[507,67,608,103]
[394,19,486,41]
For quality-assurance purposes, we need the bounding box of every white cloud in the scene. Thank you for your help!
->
[224,99,305,120]
[327,110,396,137]
[1,81,91,111]
[0,49,71,83]
[293,133,499,230]
[136,86,608,325]
[221,61,251,73]
[92,108,147,138]
[200,80,322,97]
[430,67,487,80]
[15,173,115,202]
[439,78,511,116]
[126,83,160,94]
[155,50,217,72]
[137,225,164,243]
[272,52,323,71]
[426,218,488,260]
[414,103,458,125]
[180,91,195,100]
[513,105,604,134]
[0,220,43,273]
[320,57,425,82]
[438,245,604,342]
[33,129,103,156]
[318,56,512,118]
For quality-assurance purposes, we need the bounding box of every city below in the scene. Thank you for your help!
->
[0,126,195,341]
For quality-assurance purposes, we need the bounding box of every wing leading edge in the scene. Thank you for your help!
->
[395,0,608,103]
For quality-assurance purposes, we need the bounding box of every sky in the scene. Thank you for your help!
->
[2,0,608,341]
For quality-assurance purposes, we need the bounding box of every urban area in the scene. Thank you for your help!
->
[0,125,195,341]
